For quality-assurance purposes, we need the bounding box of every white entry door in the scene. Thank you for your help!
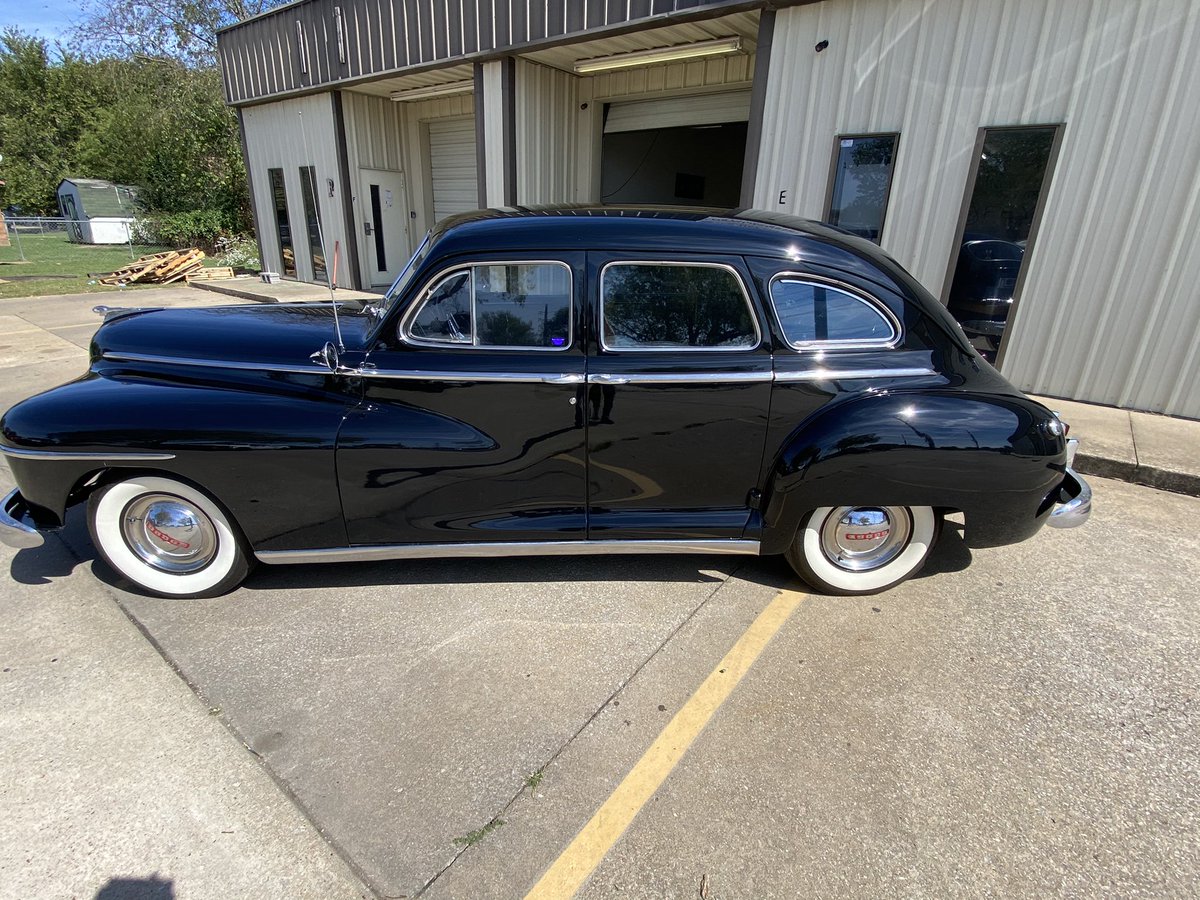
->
[359,169,408,289]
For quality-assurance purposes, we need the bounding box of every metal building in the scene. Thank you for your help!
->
[217,0,1200,418]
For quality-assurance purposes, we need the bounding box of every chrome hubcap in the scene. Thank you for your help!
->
[121,494,217,574]
[819,506,912,572]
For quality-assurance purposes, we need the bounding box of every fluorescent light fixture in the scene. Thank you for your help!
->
[573,37,743,74]
[390,79,474,102]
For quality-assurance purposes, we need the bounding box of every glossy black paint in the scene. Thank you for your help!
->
[0,206,1069,561]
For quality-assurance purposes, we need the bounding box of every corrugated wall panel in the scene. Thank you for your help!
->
[481,60,507,206]
[756,0,1200,416]
[241,95,347,284]
[515,61,579,205]
[398,93,477,240]
[341,91,408,282]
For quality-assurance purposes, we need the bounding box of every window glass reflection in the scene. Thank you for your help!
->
[410,271,472,343]
[771,280,895,346]
[602,264,756,350]
[947,127,1057,363]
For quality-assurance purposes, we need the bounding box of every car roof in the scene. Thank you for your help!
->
[427,205,908,285]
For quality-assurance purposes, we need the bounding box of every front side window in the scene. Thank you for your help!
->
[405,262,572,349]
[601,263,758,351]
[771,278,897,348]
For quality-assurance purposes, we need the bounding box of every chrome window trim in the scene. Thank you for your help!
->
[101,351,328,376]
[398,259,574,352]
[599,260,762,353]
[773,366,936,382]
[0,445,176,461]
[768,273,902,351]
[257,538,761,565]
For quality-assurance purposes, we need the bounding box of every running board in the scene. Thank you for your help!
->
[255,539,761,565]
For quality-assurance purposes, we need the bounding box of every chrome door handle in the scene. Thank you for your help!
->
[589,374,630,385]
[541,374,585,384]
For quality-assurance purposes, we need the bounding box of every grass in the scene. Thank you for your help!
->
[0,232,224,300]
[451,818,504,848]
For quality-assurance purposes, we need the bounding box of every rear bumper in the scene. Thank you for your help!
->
[1,489,47,549]
[1047,468,1092,529]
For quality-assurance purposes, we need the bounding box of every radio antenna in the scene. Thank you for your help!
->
[298,109,345,350]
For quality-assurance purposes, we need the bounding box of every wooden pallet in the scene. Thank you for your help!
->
[185,266,235,283]
[97,249,207,285]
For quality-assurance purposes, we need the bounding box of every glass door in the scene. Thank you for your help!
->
[943,126,1061,365]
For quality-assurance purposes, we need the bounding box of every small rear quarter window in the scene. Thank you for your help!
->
[770,278,897,348]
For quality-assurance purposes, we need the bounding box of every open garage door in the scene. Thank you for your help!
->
[601,90,751,207]
[427,117,479,224]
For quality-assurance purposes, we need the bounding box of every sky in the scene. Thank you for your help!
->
[3,0,82,42]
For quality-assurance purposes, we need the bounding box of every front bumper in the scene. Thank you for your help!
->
[1,488,46,549]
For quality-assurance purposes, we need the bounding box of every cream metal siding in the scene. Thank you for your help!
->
[755,0,1200,417]
[400,92,476,241]
[340,90,407,283]
[603,90,752,132]
[481,60,508,206]
[515,61,579,205]
[242,94,347,283]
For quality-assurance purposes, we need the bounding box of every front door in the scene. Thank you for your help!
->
[584,254,773,540]
[359,169,408,289]
[337,254,587,545]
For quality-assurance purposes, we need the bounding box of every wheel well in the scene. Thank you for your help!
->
[68,468,246,541]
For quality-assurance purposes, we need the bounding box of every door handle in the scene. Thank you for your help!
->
[363,221,372,235]
[541,374,585,384]
[588,374,630,385]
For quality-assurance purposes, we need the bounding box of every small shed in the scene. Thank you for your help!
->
[56,179,142,244]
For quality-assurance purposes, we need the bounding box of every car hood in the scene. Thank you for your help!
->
[91,302,374,370]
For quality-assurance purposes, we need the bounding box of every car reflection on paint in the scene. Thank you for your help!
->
[1,206,1091,600]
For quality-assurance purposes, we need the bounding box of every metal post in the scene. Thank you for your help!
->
[11,222,24,261]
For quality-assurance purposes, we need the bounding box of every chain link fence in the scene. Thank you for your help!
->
[0,217,173,270]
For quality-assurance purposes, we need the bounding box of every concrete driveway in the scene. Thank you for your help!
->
[2,291,1198,899]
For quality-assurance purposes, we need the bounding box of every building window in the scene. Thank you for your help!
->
[825,134,899,243]
[600,262,758,351]
[299,166,327,282]
[406,262,572,350]
[770,277,898,349]
[267,168,295,277]
[944,125,1060,365]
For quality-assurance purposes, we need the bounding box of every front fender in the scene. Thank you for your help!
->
[1,365,354,550]
[759,390,1067,554]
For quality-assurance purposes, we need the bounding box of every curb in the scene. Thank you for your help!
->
[1075,453,1200,498]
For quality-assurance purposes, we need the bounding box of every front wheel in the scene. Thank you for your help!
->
[88,475,252,598]
[785,506,941,595]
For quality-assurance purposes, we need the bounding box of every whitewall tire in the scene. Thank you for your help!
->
[786,505,941,595]
[87,476,251,598]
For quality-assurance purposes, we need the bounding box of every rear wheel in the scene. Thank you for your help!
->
[786,505,941,595]
[88,475,251,598]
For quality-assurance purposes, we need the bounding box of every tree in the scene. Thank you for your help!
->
[74,1,282,68]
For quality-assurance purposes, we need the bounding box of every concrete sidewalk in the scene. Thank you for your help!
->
[189,276,379,304]
[1033,395,1200,497]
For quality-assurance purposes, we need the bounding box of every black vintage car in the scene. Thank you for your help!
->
[0,207,1090,598]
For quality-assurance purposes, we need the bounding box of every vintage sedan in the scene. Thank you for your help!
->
[0,207,1090,598]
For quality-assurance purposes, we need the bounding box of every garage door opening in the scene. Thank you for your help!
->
[599,91,750,208]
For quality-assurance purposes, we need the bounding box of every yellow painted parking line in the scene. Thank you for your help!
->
[525,588,808,900]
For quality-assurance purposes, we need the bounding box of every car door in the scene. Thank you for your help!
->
[584,253,774,541]
[336,254,587,545]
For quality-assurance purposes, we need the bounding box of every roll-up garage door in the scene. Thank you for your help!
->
[603,90,753,133]
[428,117,479,223]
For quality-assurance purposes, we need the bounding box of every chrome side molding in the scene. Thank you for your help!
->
[256,538,761,565]
[774,367,937,382]
[0,445,176,462]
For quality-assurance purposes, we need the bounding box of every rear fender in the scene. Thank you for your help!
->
[759,391,1066,554]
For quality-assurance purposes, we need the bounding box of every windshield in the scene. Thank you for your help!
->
[367,232,432,323]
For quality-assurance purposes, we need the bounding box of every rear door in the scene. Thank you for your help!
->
[584,254,773,540]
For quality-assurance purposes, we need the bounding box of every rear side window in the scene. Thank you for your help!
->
[405,262,572,349]
[770,277,897,348]
[601,262,759,351]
